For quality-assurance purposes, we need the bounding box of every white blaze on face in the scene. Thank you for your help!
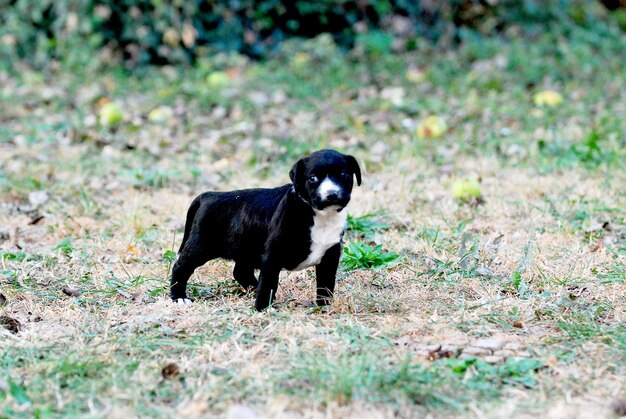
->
[318,177,341,201]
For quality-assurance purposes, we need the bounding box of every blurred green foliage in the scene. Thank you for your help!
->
[0,0,623,69]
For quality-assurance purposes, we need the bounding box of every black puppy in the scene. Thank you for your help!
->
[170,149,361,311]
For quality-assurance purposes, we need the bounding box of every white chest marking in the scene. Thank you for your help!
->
[292,206,347,271]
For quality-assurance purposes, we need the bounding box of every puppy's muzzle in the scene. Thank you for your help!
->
[317,192,349,210]
[324,190,340,203]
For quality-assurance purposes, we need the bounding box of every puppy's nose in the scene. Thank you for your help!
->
[326,190,339,201]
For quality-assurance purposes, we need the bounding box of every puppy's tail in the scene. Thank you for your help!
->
[178,196,201,253]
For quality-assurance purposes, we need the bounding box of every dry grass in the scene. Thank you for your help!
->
[1,33,625,418]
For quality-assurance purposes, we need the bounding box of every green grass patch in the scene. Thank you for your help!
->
[342,242,400,271]
[280,350,544,411]
[346,213,390,242]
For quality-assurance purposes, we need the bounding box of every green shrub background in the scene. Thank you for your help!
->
[1,0,621,69]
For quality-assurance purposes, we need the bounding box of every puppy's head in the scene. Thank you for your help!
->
[290,149,361,211]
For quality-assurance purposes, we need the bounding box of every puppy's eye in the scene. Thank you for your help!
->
[340,171,350,178]
[308,175,318,183]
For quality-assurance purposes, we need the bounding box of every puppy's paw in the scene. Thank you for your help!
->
[174,298,192,305]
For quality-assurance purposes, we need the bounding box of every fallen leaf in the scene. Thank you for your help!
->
[438,345,460,358]
[28,215,45,225]
[0,315,22,334]
[504,342,523,351]
[462,346,492,356]
[0,293,6,306]
[414,343,442,359]
[62,287,81,297]
[589,240,604,252]
[380,87,405,106]
[127,244,138,256]
[117,290,132,299]
[131,292,145,302]
[473,338,504,350]
[28,190,49,207]
[161,362,180,379]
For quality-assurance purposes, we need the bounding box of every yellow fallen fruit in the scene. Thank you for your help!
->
[452,179,481,202]
[99,102,124,127]
[163,28,180,46]
[291,52,311,69]
[148,106,173,124]
[533,90,563,107]
[206,71,230,88]
[406,68,425,84]
[416,115,447,139]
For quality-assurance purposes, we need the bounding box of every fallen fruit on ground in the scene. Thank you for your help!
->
[99,102,124,127]
[417,115,447,139]
[206,71,230,88]
[148,106,173,124]
[291,52,311,69]
[452,179,482,202]
[406,68,425,83]
[533,90,563,107]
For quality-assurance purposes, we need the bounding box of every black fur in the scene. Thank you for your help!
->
[170,149,362,311]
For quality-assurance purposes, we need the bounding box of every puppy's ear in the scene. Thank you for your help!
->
[347,155,362,186]
[290,158,305,187]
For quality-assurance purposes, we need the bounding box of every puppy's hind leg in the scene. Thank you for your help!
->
[233,262,258,292]
[170,240,213,304]
[256,260,281,311]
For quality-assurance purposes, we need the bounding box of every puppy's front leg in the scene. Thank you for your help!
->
[255,259,281,311]
[315,243,341,306]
